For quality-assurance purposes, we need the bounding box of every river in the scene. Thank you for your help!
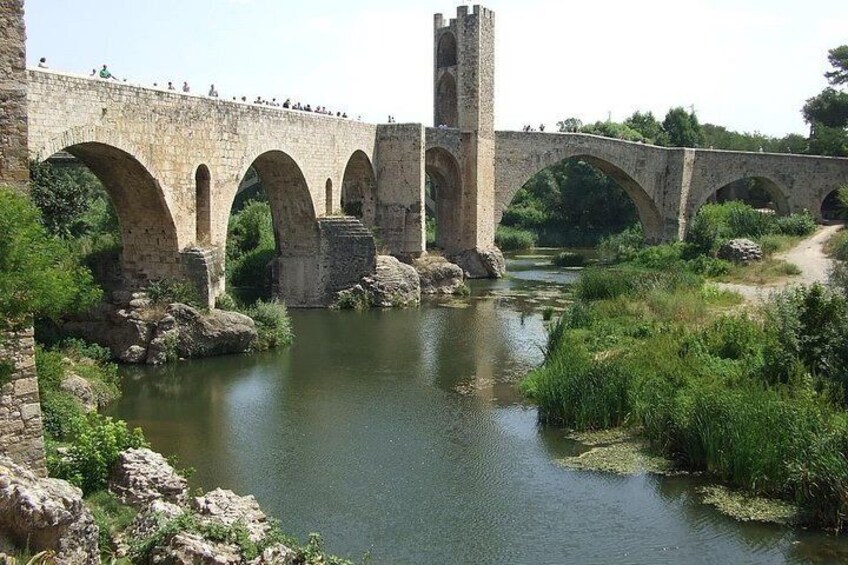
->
[111,251,848,564]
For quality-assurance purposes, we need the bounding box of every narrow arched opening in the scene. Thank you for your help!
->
[227,151,319,306]
[435,73,458,128]
[425,147,462,253]
[821,189,846,221]
[32,143,179,291]
[341,150,377,229]
[325,178,334,216]
[195,164,211,245]
[437,32,457,68]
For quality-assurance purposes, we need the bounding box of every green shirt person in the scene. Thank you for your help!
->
[99,64,118,80]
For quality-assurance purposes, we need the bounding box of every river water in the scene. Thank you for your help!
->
[111,252,848,564]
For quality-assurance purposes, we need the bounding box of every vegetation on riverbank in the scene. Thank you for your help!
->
[522,211,848,530]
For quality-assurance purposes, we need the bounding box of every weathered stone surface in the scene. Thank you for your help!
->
[150,532,243,565]
[363,256,421,307]
[0,456,99,564]
[169,304,257,359]
[59,374,97,412]
[109,448,188,507]
[414,255,465,294]
[718,238,763,263]
[451,247,506,279]
[125,498,184,542]
[0,325,46,475]
[61,297,259,365]
[191,488,269,543]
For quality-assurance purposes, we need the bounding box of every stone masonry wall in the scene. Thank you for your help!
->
[0,0,28,188]
[0,326,47,477]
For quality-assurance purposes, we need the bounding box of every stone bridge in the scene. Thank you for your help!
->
[22,4,848,307]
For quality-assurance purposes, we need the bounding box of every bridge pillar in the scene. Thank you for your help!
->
[433,6,504,277]
[375,124,426,259]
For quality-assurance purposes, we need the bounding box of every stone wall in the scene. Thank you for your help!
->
[0,326,47,477]
[0,0,28,188]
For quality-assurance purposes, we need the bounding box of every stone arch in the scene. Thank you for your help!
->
[437,32,458,68]
[231,149,320,306]
[195,164,212,245]
[505,150,664,243]
[41,139,180,288]
[693,175,790,217]
[325,178,333,216]
[425,147,463,252]
[435,73,458,128]
[341,150,377,228]
[820,188,845,221]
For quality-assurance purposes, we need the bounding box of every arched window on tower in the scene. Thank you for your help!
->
[437,32,457,68]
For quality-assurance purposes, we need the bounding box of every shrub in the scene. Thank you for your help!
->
[495,225,537,251]
[598,224,644,263]
[146,278,203,308]
[48,414,147,494]
[776,212,816,237]
[552,251,586,267]
[826,229,848,261]
[86,490,137,558]
[227,200,274,260]
[229,246,275,289]
[246,300,293,351]
[215,292,239,311]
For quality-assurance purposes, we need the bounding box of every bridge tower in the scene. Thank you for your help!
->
[433,5,503,277]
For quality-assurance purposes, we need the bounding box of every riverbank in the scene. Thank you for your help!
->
[522,222,848,532]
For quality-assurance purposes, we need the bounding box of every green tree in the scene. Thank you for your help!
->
[557,117,583,133]
[803,45,848,156]
[0,186,101,323]
[661,107,703,147]
[624,111,663,144]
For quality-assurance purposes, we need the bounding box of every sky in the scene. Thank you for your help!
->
[23,0,848,137]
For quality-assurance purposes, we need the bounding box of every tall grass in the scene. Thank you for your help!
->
[495,225,537,251]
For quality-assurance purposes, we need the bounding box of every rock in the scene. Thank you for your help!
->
[109,448,189,507]
[414,255,465,295]
[168,304,258,360]
[450,247,506,279]
[191,488,269,543]
[362,256,421,307]
[0,457,99,564]
[59,374,97,412]
[718,239,763,263]
[149,532,243,565]
[125,498,184,541]
[60,300,258,365]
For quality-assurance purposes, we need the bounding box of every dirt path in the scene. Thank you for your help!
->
[716,224,842,303]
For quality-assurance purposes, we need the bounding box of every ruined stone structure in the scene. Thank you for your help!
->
[13,3,848,305]
[0,0,47,476]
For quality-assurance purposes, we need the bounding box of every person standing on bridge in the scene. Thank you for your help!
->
[208,84,218,97]
[37,57,48,69]
[182,81,191,93]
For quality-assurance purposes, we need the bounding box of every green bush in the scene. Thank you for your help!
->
[598,224,644,263]
[229,246,275,289]
[826,229,848,261]
[0,186,101,322]
[495,225,538,251]
[776,212,816,237]
[552,251,586,267]
[146,278,203,308]
[227,200,274,261]
[246,300,293,351]
[48,414,147,494]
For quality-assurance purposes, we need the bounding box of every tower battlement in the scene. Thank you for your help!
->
[434,5,494,30]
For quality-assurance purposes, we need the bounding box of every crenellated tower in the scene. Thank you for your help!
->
[433,5,502,276]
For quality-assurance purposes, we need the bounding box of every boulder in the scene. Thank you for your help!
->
[718,238,763,264]
[414,256,465,295]
[362,256,421,307]
[450,247,506,279]
[109,448,189,507]
[59,373,97,413]
[0,457,99,564]
[125,498,184,541]
[169,304,258,359]
[60,297,259,365]
[191,488,269,543]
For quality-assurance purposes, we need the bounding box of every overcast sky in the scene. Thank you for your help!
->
[24,0,848,137]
